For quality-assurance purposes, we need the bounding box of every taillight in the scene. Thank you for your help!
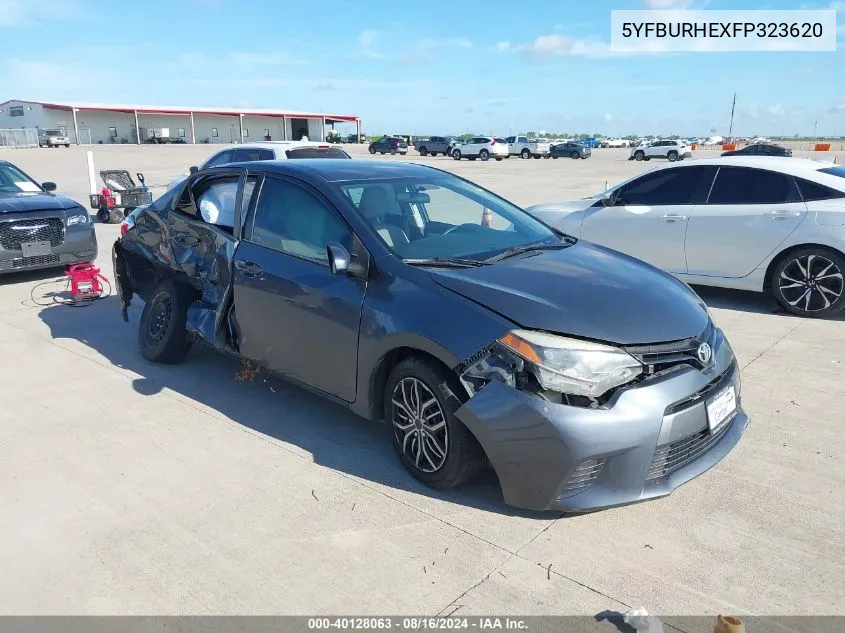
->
[120,222,129,235]
[491,139,496,145]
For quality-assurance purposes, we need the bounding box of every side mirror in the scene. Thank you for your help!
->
[600,190,617,207]
[189,166,199,174]
[327,242,350,275]
[42,181,57,192]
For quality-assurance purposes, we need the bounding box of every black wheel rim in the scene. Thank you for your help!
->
[144,294,173,347]
[391,377,448,473]
[779,254,843,313]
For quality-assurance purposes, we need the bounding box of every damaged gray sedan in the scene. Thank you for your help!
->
[112,159,748,512]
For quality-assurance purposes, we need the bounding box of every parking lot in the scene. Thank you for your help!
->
[0,144,843,618]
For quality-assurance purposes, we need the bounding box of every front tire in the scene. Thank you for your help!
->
[452,150,461,160]
[770,248,845,317]
[385,358,486,489]
[96,208,111,223]
[667,150,679,162]
[521,149,530,159]
[369,146,376,154]
[419,147,428,156]
[390,148,397,155]
[138,280,193,363]
[634,150,645,161]
[571,151,579,159]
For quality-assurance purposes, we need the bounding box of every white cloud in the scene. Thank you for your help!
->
[0,0,86,26]
[827,102,845,114]
[496,41,513,52]
[514,34,664,58]
[399,38,472,65]
[357,29,383,58]
[741,104,786,120]
[228,52,306,67]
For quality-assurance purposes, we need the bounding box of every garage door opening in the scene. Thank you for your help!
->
[290,118,309,140]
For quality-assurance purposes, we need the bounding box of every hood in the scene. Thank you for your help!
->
[428,241,709,345]
[0,192,80,214]
[527,198,598,216]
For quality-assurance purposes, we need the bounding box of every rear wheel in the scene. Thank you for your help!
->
[770,247,845,317]
[667,150,679,162]
[96,208,111,223]
[390,148,397,155]
[479,149,489,161]
[138,279,193,363]
[385,358,486,489]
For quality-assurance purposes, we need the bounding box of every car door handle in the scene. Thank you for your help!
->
[765,210,801,219]
[234,260,264,278]
[174,235,200,245]
[662,214,687,222]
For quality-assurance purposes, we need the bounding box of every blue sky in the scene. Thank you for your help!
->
[1,0,843,136]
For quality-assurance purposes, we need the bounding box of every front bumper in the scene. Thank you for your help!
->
[454,340,747,512]
[0,225,97,274]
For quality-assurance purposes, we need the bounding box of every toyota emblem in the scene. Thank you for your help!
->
[697,342,713,365]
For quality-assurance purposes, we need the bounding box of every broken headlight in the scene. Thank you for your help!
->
[498,329,643,398]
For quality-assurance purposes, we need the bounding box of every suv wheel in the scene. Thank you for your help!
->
[479,149,489,161]
[419,147,428,156]
[390,148,397,155]
[369,146,376,154]
[521,148,530,159]
[771,248,845,317]
[570,151,579,159]
[139,279,193,363]
[667,150,679,162]
[634,150,645,161]
[385,358,486,489]
[452,150,462,160]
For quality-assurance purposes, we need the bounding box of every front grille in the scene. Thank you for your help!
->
[646,416,733,481]
[562,457,607,492]
[624,321,715,374]
[11,254,60,268]
[664,362,736,416]
[0,218,65,250]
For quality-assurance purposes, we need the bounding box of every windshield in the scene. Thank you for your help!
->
[43,129,61,136]
[336,174,560,261]
[0,164,42,194]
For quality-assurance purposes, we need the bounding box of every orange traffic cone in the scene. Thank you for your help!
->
[714,615,744,633]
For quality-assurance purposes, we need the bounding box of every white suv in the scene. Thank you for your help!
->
[167,141,350,190]
[451,136,508,161]
[630,139,692,162]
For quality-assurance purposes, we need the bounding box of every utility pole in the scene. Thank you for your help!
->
[814,120,818,140]
[727,92,737,140]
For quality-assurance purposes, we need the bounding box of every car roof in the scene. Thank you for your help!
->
[647,156,836,177]
[215,140,332,152]
[220,158,444,182]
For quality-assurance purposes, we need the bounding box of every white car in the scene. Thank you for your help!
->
[451,136,508,161]
[527,157,845,317]
[630,139,692,162]
[602,138,629,148]
[166,141,350,191]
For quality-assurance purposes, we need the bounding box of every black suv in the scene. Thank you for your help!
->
[368,136,408,156]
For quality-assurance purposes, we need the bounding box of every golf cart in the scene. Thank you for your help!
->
[89,170,153,224]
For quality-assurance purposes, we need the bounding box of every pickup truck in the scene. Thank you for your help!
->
[506,136,551,159]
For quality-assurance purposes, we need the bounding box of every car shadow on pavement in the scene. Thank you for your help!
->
[692,284,845,320]
[37,295,555,519]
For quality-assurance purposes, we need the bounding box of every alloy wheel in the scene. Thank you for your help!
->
[391,377,448,473]
[778,254,844,313]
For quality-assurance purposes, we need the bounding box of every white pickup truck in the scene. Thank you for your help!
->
[506,136,551,159]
